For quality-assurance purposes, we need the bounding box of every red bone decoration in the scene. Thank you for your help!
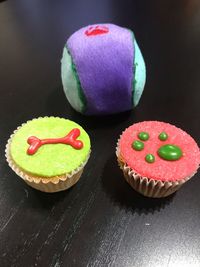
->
[85,25,109,36]
[27,128,83,155]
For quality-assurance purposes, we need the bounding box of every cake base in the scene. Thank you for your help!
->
[6,137,89,193]
[116,145,193,198]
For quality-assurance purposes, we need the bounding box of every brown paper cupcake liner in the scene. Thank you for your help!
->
[116,140,194,198]
[5,117,91,193]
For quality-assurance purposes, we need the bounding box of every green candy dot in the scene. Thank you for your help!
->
[159,132,168,141]
[158,144,182,161]
[132,140,144,151]
[145,154,155,163]
[138,132,149,141]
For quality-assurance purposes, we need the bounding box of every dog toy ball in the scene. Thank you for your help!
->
[61,23,146,115]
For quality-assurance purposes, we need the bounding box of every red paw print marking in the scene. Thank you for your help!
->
[85,25,109,36]
[27,128,83,155]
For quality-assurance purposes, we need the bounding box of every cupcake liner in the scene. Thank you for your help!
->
[116,140,195,198]
[5,117,91,193]
[22,168,84,193]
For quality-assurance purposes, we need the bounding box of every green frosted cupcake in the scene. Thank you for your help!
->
[6,117,91,192]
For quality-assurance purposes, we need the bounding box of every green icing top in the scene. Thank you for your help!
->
[10,117,91,177]
[145,154,155,163]
[138,131,149,141]
[132,140,144,151]
[157,144,182,161]
[159,132,168,141]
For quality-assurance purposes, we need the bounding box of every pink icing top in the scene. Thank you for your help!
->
[119,121,200,181]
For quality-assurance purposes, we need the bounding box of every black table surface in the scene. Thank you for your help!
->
[1,1,200,266]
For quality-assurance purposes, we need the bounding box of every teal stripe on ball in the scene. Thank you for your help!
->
[61,47,86,113]
[133,39,146,106]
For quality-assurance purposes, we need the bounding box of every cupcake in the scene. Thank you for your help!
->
[116,121,200,198]
[6,117,91,192]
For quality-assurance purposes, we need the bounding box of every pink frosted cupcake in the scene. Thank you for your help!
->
[116,121,200,198]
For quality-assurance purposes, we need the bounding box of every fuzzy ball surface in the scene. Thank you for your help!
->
[61,24,146,115]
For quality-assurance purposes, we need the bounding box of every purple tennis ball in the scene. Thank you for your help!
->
[61,24,146,115]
